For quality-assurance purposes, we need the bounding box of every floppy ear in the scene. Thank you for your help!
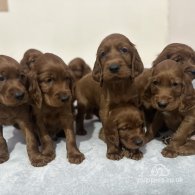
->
[131,48,144,78]
[179,74,195,112]
[92,59,103,86]
[27,71,42,108]
[104,117,119,147]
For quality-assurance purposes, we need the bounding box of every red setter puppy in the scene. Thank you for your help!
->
[153,43,195,80]
[149,59,195,157]
[99,105,146,160]
[68,57,91,82]
[153,43,195,65]
[20,49,43,71]
[91,33,144,159]
[29,53,85,164]
[0,55,48,166]
[75,73,100,135]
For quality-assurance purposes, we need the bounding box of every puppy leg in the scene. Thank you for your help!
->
[145,112,164,143]
[176,140,195,156]
[162,116,195,158]
[106,143,123,160]
[0,126,9,163]
[37,124,56,162]
[18,121,50,167]
[64,116,85,164]
[76,103,87,135]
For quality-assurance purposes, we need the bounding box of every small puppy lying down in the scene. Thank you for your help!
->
[0,55,48,167]
[99,105,146,161]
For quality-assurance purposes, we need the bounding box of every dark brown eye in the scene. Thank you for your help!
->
[120,47,128,53]
[64,77,70,81]
[0,75,5,81]
[172,82,178,87]
[152,80,159,86]
[100,51,106,58]
[45,78,53,83]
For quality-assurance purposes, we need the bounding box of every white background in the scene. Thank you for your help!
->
[0,0,194,67]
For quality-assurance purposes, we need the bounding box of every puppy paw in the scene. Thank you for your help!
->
[68,152,85,164]
[29,154,49,167]
[161,147,178,158]
[0,154,9,164]
[42,148,56,163]
[123,150,143,160]
[107,152,123,160]
[0,139,9,163]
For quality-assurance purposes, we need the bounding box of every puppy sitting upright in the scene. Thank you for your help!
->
[0,55,48,166]
[148,59,195,157]
[92,33,144,160]
[99,106,146,160]
[29,53,85,164]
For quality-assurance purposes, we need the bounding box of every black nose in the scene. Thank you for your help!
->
[15,92,25,100]
[109,64,120,73]
[157,101,168,109]
[133,138,143,146]
[60,95,70,102]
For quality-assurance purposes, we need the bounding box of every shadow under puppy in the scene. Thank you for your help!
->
[99,105,146,160]
[28,53,85,164]
[148,59,195,158]
[0,55,48,167]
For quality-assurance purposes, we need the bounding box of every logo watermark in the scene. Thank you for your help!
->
[137,163,183,184]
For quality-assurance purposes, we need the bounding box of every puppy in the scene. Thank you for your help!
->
[92,33,144,159]
[153,43,195,80]
[153,43,195,66]
[29,53,85,164]
[75,72,100,135]
[0,55,48,167]
[149,59,195,157]
[68,57,91,82]
[99,105,146,160]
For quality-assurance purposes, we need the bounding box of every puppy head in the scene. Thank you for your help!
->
[20,49,43,71]
[29,53,74,108]
[106,106,145,150]
[0,55,29,106]
[68,57,91,81]
[153,43,195,66]
[150,59,191,112]
[92,33,143,85]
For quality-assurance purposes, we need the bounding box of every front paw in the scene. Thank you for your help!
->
[161,147,178,158]
[42,147,56,163]
[0,153,9,164]
[29,153,49,167]
[0,139,9,163]
[123,150,143,160]
[107,152,123,160]
[68,152,85,164]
